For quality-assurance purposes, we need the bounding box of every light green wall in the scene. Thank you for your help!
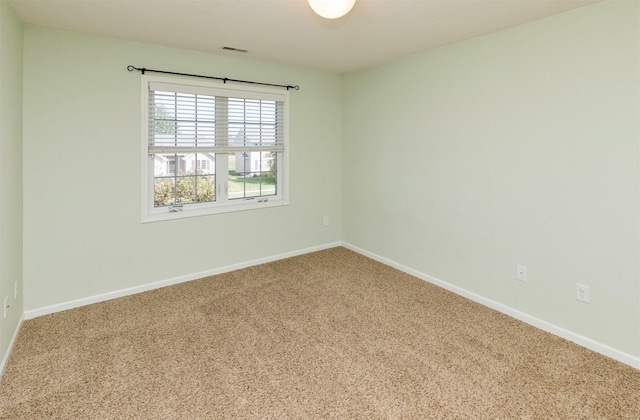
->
[22,28,342,311]
[0,0,23,366]
[343,0,640,357]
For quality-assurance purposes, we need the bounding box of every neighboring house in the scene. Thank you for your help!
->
[154,153,215,176]
[185,153,215,173]
[231,129,274,174]
[235,152,272,174]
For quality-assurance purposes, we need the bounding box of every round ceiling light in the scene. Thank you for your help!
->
[308,0,356,19]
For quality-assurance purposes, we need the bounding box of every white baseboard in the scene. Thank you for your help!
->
[24,241,342,320]
[20,240,640,370]
[0,313,24,382]
[342,242,640,371]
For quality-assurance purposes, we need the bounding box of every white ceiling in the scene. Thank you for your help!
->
[9,0,602,73]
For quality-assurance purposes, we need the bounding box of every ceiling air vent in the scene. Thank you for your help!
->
[220,46,248,53]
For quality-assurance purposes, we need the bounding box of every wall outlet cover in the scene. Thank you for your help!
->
[576,283,590,303]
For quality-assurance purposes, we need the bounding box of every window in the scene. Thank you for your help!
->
[141,75,289,222]
[196,159,209,171]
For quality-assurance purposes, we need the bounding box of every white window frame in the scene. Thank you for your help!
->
[140,74,290,223]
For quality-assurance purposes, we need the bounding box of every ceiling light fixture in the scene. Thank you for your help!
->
[308,0,356,19]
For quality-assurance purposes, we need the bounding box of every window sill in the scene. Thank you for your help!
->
[141,198,288,223]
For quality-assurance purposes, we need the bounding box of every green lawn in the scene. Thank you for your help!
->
[228,171,276,199]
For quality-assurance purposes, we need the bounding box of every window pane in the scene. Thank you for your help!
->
[151,91,217,149]
[262,151,275,174]
[228,152,245,200]
[194,153,214,175]
[194,153,216,203]
[155,153,177,177]
[228,151,277,200]
[227,98,278,148]
[176,176,196,204]
[154,177,175,207]
[196,175,215,203]
[154,153,217,207]
[244,175,262,198]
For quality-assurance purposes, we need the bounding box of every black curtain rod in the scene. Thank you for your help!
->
[127,65,299,91]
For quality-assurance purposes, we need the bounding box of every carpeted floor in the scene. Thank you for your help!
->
[1,247,639,418]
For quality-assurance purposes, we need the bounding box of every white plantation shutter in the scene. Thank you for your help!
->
[148,81,285,155]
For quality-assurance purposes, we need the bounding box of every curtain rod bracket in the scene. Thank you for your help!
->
[127,65,298,91]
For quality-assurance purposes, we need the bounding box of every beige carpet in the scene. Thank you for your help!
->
[1,247,639,418]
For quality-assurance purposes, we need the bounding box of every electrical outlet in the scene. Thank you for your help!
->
[3,296,8,319]
[323,216,329,226]
[516,265,527,282]
[576,284,589,303]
